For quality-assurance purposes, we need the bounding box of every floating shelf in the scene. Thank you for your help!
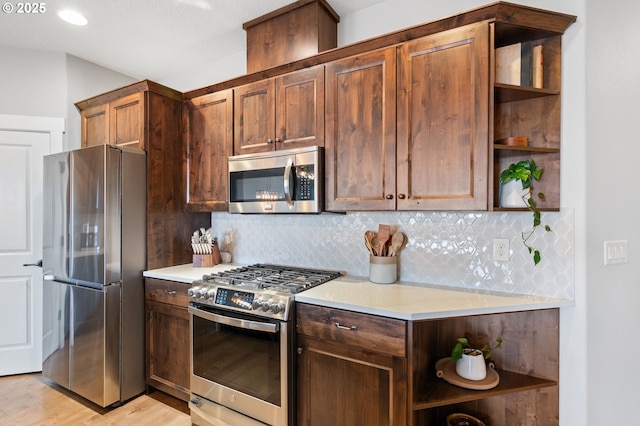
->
[414,368,557,410]
[494,83,560,103]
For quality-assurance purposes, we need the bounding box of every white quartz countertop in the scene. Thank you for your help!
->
[295,276,574,320]
[143,264,574,321]
[143,263,240,283]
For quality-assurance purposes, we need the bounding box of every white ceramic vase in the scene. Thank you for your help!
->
[455,351,487,381]
[499,179,531,208]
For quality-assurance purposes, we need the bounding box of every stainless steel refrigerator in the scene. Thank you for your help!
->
[42,144,146,407]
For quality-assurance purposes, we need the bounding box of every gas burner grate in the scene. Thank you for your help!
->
[201,264,341,294]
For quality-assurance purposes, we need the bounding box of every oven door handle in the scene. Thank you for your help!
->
[189,306,280,334]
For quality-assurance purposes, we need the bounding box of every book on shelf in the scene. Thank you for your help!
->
[532,44,543,88]
[496,43,521,85]
[496,42,543,88]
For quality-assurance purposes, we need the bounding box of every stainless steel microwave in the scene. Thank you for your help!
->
[228,146,324,214]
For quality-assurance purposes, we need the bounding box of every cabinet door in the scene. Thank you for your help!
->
[325,47,397,211]
[234,79,275,154]
[110,92,145,149]
[184,90,233,211]
[146,299,190,401]
[297,334,407,426]
[397,23,489,210]
[80,103,109,148]
[275,65,325,150]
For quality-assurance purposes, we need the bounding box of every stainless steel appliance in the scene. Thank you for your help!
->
[188,264,341,426]
[41,145,146,407]
[228,146,323,214]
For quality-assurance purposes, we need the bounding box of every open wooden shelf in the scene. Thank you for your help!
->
[493,144,560,154]
[495,83,560,103]
[414,368,557,410]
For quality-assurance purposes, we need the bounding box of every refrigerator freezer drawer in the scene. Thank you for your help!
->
[42,281,121,407]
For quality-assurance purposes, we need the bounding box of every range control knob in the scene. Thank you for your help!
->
[189,288,202,298]
[261,299,272,312]
[271,303,285,314]
[252,298,263,310]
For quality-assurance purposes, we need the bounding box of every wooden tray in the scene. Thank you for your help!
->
[495,136,529,146]
[435,358,499,390]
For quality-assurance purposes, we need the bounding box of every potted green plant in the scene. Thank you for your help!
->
[499,159,552,265]
[451,337,502,381]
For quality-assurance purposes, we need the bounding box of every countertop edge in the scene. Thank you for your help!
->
[293,296,575,321]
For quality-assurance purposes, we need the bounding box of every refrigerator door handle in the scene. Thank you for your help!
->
[23,259,43,267]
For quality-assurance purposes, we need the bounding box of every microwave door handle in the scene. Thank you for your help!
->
[284,158,294,207]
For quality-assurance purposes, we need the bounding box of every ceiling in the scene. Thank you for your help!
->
[0,0,386,83]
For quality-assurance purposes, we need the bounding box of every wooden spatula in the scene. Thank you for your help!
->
[377,224,390,256]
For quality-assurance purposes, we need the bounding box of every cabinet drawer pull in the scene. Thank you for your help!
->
[164,289,177,295]
[335,322,357,331]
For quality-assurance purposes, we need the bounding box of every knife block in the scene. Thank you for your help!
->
[193,244,222,267]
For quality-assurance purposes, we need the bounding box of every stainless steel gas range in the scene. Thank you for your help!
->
[188,264,341,426]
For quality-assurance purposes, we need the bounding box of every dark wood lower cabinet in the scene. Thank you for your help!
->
[297,303,559,426]
[145,278,190,401]
[297,335,407,426]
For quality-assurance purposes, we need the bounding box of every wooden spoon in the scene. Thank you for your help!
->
[377,224,390,256]
[364,234,374,255]
[388,231,405,256]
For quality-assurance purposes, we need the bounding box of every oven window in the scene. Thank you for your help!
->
[192,314,281,406]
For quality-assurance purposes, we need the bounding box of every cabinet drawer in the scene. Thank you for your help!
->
[145,278,190,307]
[296,303,406,357]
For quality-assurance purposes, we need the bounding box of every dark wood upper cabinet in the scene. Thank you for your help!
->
[234,65,325,155]
[183,89,233,212]
[80,103,109,148]
[324,48,397,211]
[397,22,489,211]
[276,66,325,150]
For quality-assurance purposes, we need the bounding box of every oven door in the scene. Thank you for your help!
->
[189,305,291,426]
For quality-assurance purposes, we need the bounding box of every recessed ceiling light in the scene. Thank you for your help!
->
[58,10,88,26]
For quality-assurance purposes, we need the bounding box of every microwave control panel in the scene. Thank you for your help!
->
[295,165,315,201]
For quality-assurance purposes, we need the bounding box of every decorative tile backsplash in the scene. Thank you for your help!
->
[211,209,574,299]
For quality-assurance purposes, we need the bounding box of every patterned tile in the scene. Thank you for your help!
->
[211,209,574,299]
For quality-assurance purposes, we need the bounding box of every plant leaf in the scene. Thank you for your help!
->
[534,250,541,265]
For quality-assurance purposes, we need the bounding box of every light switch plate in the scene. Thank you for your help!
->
[604,240,628,265]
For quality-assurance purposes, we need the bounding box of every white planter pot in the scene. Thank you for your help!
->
[455,351,487,381]
[499,179,531,208]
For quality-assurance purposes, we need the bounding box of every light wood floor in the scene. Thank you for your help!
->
[0,373,191,425]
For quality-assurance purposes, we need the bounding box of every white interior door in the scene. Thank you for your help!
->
[0,115,64,375]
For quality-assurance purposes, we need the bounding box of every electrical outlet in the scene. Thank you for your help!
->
[493,238,510,261]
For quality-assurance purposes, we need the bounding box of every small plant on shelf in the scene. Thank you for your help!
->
[451,337,503,362]
[451,336,503,381]
[499,159,552,265]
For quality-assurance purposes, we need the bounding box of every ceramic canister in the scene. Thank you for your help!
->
[369,255,398,284]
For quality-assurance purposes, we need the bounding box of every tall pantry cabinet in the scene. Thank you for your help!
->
[75,80,211,269]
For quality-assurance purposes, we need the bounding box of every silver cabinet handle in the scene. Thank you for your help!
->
[335,322,357,331]
[267,138,273,144]
[164,289,176,295]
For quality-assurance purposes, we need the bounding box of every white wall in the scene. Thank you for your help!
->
[586,0,640,424]
[0,46,135,150]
